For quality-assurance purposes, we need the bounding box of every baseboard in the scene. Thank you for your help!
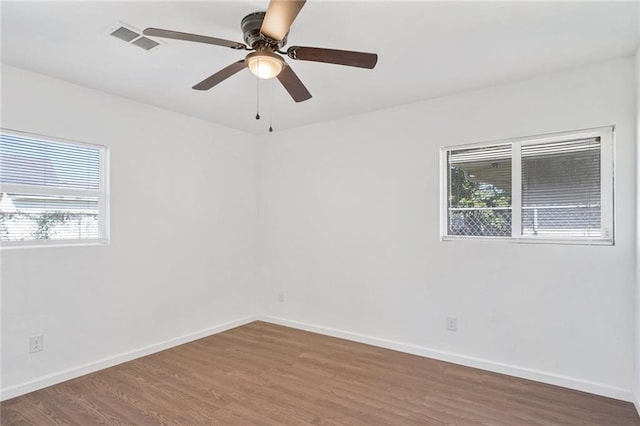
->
[635,396,640,417]
[260,315,634,403]
[3,315,634,404]
[0,315,258,401]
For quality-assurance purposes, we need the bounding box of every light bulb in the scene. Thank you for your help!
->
[246,51,284,79]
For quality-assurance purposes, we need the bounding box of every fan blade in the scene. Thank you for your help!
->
[144,28,246,49]
[277,65,311,102]
[260,0,306,42]
[193,60,247,91]
[287,46,378,69]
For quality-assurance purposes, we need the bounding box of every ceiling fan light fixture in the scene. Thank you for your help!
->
[246,51,284,79]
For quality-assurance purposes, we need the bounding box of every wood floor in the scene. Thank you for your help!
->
[2,321,638,425]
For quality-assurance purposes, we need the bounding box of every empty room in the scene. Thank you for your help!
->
[1,0,640,424]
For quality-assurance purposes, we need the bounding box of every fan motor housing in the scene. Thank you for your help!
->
[241,11,287,49]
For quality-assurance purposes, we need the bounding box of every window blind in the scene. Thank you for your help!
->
[442,127,613,244]
[0,133,100,189]
[0,131,106,243]
[521,138,601,237]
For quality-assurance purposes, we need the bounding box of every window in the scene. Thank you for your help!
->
[441,127,613,245]
[0,129,108,247]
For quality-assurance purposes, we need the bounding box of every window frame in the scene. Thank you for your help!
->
[440,126,614,245]
[0,128,110,249]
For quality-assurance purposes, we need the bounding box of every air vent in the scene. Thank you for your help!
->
[109,23,160,51]
[131,36,159,50]
[110,26,139,42]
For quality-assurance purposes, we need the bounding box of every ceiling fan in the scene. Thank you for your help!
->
[143,0,378,103]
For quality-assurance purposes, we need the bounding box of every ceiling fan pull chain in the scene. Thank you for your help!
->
[269,79,274,132]
[255,63,261,120]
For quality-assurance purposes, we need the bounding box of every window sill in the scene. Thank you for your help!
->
[0,238,110,250]
[441,235,614,246]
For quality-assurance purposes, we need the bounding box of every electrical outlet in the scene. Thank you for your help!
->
[29,334,44,353]
[446,316,457,332]
[278,291,285,303]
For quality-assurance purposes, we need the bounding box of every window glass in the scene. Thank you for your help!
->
[0,130,107,245]
[521,139,601,237]
[442,127,613,245]
[447,145,512,237]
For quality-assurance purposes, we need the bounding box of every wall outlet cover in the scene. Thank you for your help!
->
[446,316,458,332]
[29,334,44,353]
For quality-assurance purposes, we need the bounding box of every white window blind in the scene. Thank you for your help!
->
[0,129,108,245]
[521,138,601,237]
[441,127,613,245]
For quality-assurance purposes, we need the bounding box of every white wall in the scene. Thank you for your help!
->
[2,56,637,404]
[635,47,640,413]
[257,57,637,400]
[0,65,259,398]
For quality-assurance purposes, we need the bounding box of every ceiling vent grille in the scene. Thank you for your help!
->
[110,23,160,51]
[132,36,159,50]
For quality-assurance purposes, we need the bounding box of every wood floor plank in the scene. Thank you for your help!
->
[2,321,638,425]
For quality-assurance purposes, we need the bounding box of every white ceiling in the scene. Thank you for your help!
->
[2,1,638,134]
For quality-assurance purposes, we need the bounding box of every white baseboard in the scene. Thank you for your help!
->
[0,315,258,401]
[3,315,634,405]
[635,396,640,417]
[259,315,634,403]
